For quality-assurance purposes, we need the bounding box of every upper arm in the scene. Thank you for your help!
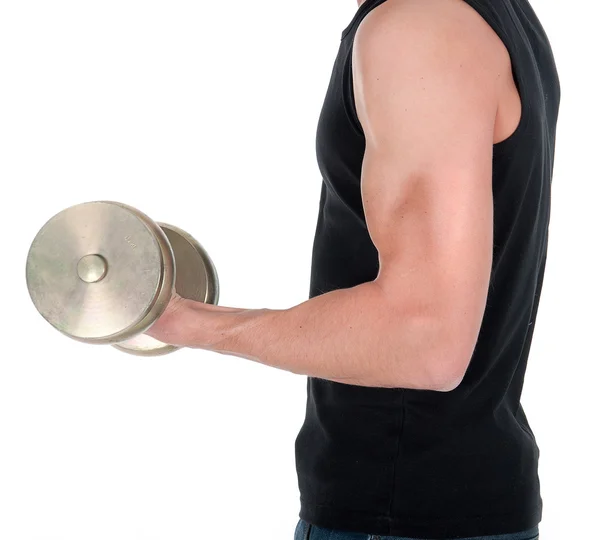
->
[353,0,508,384]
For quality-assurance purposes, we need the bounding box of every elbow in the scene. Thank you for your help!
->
[374,283,473,392]
[432,372,464,392]
[423,305,478,392]
[427,344,472,392]
[425,362,466,392]
[387,318,470,392]
[424,328,473,393]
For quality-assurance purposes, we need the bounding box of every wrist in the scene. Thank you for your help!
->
[204,307,274,358]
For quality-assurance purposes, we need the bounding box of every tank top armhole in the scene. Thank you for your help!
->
[461,0,532,154]
[343,45,366,138]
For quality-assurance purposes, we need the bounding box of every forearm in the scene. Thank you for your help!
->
[193,280,453,390]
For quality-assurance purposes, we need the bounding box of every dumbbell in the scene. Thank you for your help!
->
[25,201,219,356]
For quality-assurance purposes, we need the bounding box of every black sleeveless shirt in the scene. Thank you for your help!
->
[294,0,560,537]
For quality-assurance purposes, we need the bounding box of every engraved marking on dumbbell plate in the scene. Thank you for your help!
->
[124,235,137,249]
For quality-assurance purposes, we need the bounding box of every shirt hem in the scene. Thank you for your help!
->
[299,498,542,538]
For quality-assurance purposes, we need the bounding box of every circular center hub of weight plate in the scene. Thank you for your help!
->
[77,254,108,283]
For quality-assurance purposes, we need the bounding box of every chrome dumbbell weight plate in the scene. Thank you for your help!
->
[26,201,219,356]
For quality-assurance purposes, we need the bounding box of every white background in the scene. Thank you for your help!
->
[0,1,596,539]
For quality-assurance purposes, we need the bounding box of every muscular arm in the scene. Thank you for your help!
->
[156,0,507,391]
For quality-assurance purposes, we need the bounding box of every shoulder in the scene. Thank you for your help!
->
[350,0,506,158]
[354,0,511,83]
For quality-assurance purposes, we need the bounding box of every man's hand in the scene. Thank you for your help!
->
[144,292,246,350]
[143,291,189,346]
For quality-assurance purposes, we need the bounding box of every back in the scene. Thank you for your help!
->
[295,0,560,537]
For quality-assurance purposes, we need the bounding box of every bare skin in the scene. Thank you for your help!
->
[146,0,522,391]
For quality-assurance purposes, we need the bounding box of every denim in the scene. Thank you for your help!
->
[293,519,539,540]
